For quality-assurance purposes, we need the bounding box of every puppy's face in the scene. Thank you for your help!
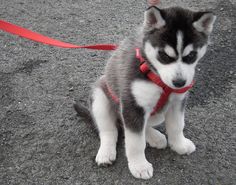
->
[143,7,216,89]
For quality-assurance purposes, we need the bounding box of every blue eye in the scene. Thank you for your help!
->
[183,51,197,64]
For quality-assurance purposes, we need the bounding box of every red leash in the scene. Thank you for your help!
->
[0,20,117,50]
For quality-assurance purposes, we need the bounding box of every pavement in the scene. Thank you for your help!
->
[0,0,235,184]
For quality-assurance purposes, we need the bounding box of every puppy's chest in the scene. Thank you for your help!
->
[131,80,186,113]
[131,80,163,112]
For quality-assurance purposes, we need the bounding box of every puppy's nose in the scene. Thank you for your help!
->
[172,79,186,88]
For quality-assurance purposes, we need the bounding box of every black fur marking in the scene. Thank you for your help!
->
[182,51,197,64]
[144,7,208,53]
[158,50,176,64]
[122,100,146,133]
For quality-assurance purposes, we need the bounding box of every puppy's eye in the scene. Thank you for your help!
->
[183,51,197,64]
[158,51,175,64]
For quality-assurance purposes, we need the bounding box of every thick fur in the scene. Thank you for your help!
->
[74,6,216,179]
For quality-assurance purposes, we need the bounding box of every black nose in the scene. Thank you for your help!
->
[172,79,186,88]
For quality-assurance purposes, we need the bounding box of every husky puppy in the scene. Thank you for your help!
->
[74,6,216,179]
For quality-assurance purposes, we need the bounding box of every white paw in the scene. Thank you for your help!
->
[146,129,167,149]
[95,146,116,166]
[169,137,196,155]
[128,160,153,179]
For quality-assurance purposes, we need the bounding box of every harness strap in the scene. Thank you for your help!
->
[106,84,119,104]
[136,48,194,114]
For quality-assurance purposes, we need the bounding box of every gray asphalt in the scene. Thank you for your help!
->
[0,0,235,184]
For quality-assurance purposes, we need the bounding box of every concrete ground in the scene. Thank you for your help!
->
[0,0,235,184]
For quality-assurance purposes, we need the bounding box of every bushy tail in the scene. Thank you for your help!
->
[73,101,93,122]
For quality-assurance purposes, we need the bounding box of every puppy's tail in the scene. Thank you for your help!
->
[73,101,93,122]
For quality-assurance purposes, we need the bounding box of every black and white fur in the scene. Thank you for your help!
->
[74,6,216,179]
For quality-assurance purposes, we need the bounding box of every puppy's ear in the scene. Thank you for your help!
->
[144,7,165,30]
[193,12,216,35]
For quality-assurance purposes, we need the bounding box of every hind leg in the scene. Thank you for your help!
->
[92,87,118,166]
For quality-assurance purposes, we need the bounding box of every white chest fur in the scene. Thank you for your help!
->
[131,80,163,113]
[131,80,187,116]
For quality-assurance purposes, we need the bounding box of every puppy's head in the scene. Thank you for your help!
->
[142,6,216,89]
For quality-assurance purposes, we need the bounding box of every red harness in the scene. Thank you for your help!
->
[107,48,194,116]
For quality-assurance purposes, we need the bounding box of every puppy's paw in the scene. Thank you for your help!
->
[95,146,116,166]
[169,137,196,155]
[146,129,167,149]
[128,160,153,179]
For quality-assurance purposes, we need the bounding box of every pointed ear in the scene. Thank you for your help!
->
[144,7,166,30]
[193,12,216,35]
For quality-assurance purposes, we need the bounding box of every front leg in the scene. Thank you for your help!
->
[165,95,196,155]
[122,104,153,179]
